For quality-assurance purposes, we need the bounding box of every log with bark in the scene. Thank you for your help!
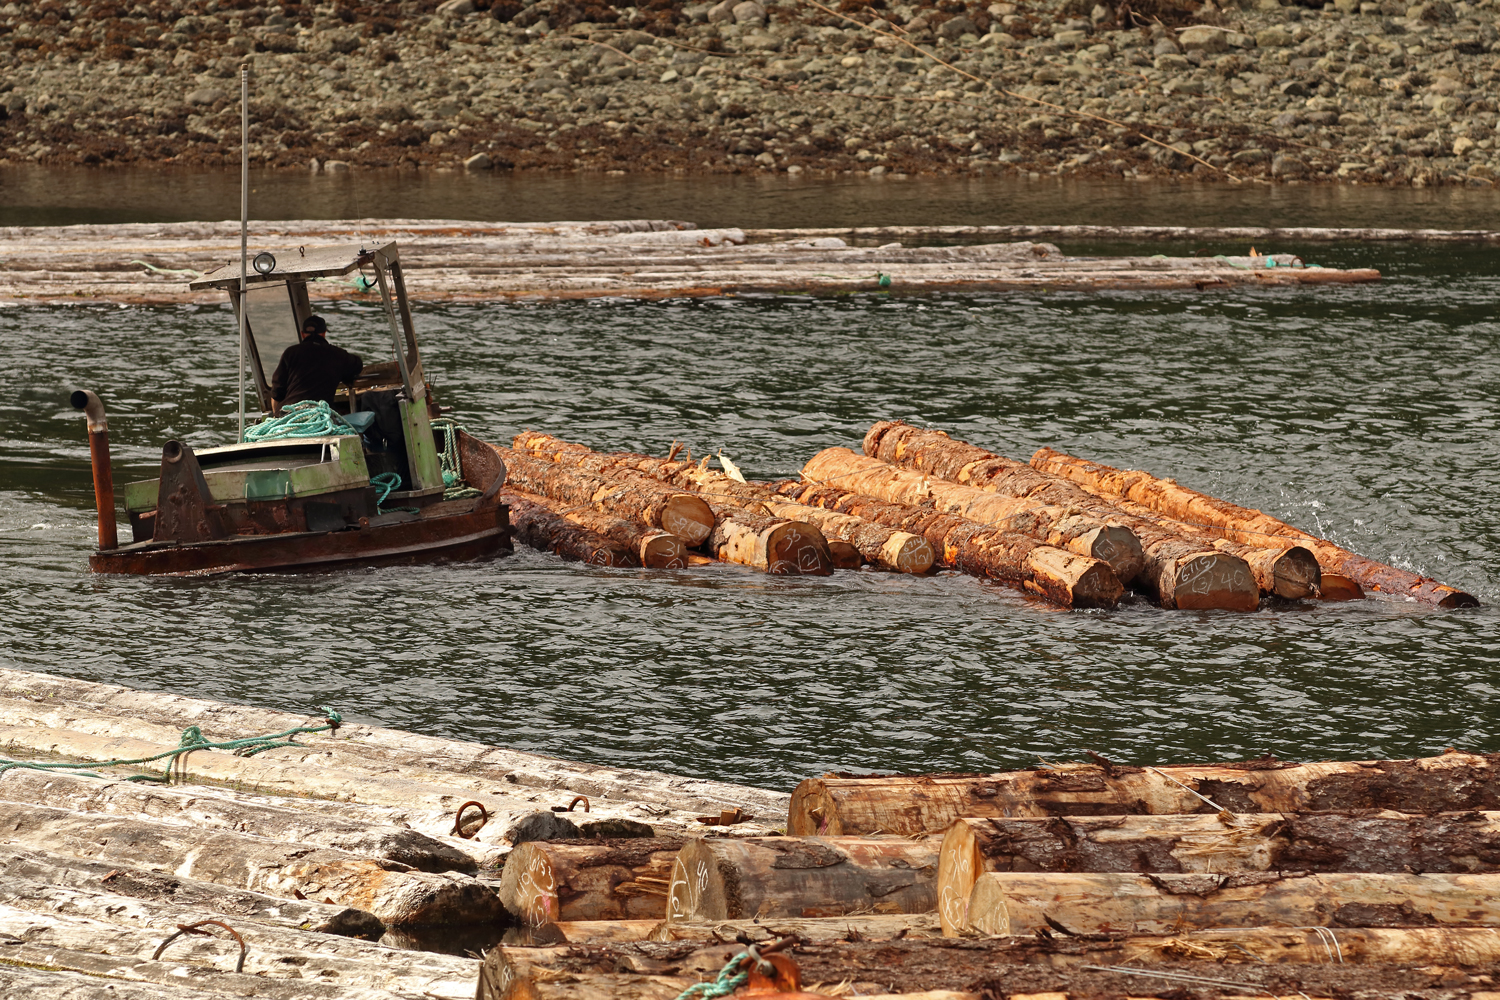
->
[498,446,715,545]
[502,488,640,567]
[650,912,942,942]
[1029,446,1479,608]
[0,767,477,872]
[773,480,1122,609]
[560,507,687,568]
[0,669,792,833]
[0,963,427,1000]
[866,419,1323,600]
[497,837,685,926]
[804,446,1146,586]
[843,433,1266,610]
[511,433,934,574]
[0,799,502,926]
[787,751,1500,836]
[936,811,1500,935]
[962,869,1500,936]
[702,502,834,575]
[665,836,939,923]
[0,895,477,996]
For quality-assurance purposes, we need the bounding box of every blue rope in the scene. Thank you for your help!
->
[0,709,343,785]
[243,400,353,443]
[673,952,750,1000]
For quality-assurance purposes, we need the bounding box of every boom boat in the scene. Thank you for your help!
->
[74,241,511,575]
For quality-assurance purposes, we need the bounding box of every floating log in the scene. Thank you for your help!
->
[559,508,687,569]
[498,446,715,545]
[867,419,1321,600]
[787,752,1500,836]
[0,896,476,995]
[498,838,685,926]
[512,433,934,574]
[827,537,864,568]
[0,845,384,938]
[0,963,421,1000]
[666,836,938,923]
[853,429,1265,610]
[0,800,502,926]
[0,667,792,828]
[937,811,1500,935]
[704,503,834,575]
[502,488,639,567]
[805,446,1145,585]
[0,767,477,873]
[510,435,833,575]
[773,480,1120,608]
[1030,446,1479,608]
[503,919,665,946]
[963,870,1500,936]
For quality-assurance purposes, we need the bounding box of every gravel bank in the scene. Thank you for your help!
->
[2,0,1498,186]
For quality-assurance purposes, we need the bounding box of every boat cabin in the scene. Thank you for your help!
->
[119,242,448,543]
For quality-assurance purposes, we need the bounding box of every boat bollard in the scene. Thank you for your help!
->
[70,389,118,551]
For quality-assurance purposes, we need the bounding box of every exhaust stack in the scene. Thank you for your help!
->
[71,389,119,551]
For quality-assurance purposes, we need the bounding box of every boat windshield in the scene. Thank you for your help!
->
[243,282,301,384]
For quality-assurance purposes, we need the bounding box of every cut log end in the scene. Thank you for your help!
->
[659,495,714,546]
[828,539,864,569]
[1168,553,1259,611]
[1070,560,1125,609]
[1087,525,1146,584]
[766,521,834,576]
[883,533,936,575]
[1270,544,1321,600]
[1439,589,1481,609]
[639,532,688,569]
[1317,573,1364,601]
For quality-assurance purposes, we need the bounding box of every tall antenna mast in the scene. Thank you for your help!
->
[237,65,249,441]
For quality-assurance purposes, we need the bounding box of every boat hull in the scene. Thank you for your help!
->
[90,501,511,576]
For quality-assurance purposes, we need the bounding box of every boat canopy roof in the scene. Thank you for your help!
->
[189,241,398,290]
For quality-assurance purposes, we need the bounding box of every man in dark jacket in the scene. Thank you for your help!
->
[270,315,363,414]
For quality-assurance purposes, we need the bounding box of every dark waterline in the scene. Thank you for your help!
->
[5,165,1500,230]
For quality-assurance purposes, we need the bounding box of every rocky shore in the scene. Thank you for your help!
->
[1,0,1498,185]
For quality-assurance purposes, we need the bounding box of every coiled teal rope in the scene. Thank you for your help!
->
[0,708,342,785]
[431,417,482,501]
[673,952,750,1000]
[243,400,353,443]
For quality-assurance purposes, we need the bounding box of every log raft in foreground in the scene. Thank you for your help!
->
[1031,446,1478,608]
[788,751,1500,836]
[866,421,1319,600]
[937,810,1500,935]
[964,869,1500,936]
[0,219,1383,307]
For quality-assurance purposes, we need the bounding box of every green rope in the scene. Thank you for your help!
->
[431,417,483,501]
[370,471,421,515]
[243,400,354,443]
[673,952,750,1000]
[0,708,342,785]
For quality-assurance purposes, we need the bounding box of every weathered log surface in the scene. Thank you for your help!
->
[498,838,685,926]
[503,488,640,567]
[0,897,477,994]
[937,811,1500,935]
[0,845,385,937]
[0,799,502,926]
[561,507,687,569]
[787,752,1500,836]
[0,963,426,1000]
[651,913,943,942]
[0,220,1381,306]
[666,836,939,923]
[0,767,476,873]
[773,480,1122,608]
[1030,446,1479,608]
[497,446,714,545]
[805,446,1146,586]
[964,870,1500,936]
[0,667,791,829]
[864,421,1319,600]
[512,433,934,574]
[742,224,1500,245]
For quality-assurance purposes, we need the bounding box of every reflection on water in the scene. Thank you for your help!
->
[4,165,1500,231]
[1,243,1497,790]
